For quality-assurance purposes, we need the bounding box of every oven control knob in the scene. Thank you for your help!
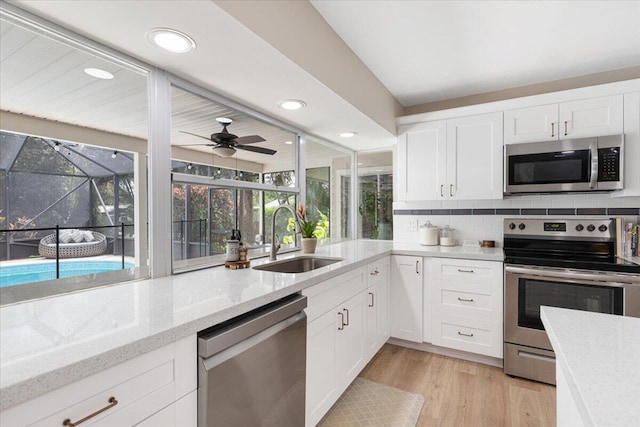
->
[587,224,596,232]
[509,223,516,230]
[518,223,526,230]
[598,224,608,232]
[575,224,584,231]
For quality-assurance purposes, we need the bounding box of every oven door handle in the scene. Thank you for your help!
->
[589,140,598,190]
[505,265,640,285]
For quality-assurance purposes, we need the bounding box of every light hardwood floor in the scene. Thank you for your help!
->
[359,344,556,427]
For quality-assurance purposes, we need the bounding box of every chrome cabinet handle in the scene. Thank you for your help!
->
[338,312,344,330]
[449,184,453,197]
[551,122,555,138]
[63,397,118,426]
[370,269,379,276]
[457,297,474,302]
[440,184,444,197]
[457,331,474,338]
[564,120,568,136]
[369,292,375,307]
[457,268,474,273]
[416,260,420,274]
[589,141,598,190]
[343,308,350,326]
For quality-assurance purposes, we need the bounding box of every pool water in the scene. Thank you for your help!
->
[0,260,135,287]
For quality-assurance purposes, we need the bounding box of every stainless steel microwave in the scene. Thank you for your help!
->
[504,135,624,194]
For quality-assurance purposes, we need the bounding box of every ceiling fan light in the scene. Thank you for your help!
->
[212,146,236,157]
[146,28,196,53]
[216,117,233,124]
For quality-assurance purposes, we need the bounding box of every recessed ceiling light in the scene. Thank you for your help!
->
[278,99,306,110]
[284,140,293,145]
[357,162,363,166]
[375,169,383,172]
[146,28,196,53]
[340,132,357,138]
[84,68,114,79]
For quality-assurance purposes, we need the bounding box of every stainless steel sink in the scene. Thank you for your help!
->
[253,256,343,273]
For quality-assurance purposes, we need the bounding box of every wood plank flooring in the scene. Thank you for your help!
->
[358,344,556,427]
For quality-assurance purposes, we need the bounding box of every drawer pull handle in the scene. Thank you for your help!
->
[369,292,375,307]
[63,396,118,426]
[457,297,474,302]
[338,312,344,330]
[457,268,474,273]
[370,269,379,276]
[457,331,474,338]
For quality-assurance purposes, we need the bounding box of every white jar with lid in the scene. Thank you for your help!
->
[419,222,439,246]
[439,225,456,246]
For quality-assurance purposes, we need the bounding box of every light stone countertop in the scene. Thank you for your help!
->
[541,307,640,427]
[0,240,503,410]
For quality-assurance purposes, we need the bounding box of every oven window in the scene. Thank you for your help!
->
[509,150,590,185]
[518,278,623,330]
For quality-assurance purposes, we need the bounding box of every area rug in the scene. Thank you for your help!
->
[318,377,425,427]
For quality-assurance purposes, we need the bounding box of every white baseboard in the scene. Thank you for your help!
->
[386,338,504,369]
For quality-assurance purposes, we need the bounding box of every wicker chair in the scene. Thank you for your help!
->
[38,231,108,259]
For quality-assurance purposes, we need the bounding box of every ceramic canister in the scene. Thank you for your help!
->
[419,222,439,246]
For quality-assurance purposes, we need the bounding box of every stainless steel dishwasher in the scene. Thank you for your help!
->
[197,293,307,427]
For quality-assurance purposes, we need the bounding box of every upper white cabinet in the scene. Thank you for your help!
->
[397,120,446,201]
[618,92,640,197]
[390,255,423,342]
[504,94,624,144]
[397,112,503,201]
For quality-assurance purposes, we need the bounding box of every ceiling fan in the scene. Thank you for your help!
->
[178,117,276,157]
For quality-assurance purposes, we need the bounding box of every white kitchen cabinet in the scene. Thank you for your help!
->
[303,267,367,427]
[364,257,390,360]
[428,258,503,358]
[135,390,196,427]
[616,91,640,197]
[390,255,423,343]
[446,112,503,200]
[397,112,503,201]
[0,335,196,427]
[397,120,446,201]
[504,94,623,144]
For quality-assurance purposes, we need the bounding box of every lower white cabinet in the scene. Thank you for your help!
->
[364,257,390,360]
[136,390,196,427]
[390,255,423,342]
[0,335,197,427]
[303,267,367,427]
[428,258,503,358]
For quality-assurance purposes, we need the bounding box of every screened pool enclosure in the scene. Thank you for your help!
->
[0,131,136,280]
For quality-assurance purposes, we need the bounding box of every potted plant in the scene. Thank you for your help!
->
[296,203,319,253]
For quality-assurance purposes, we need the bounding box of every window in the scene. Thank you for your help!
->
[357,151,393,240]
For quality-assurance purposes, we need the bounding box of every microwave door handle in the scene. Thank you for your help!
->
[589,141,598,190]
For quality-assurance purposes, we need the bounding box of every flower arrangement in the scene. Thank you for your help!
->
[296,203,318,239]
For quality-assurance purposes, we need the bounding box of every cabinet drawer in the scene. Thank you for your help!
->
[441,290,492,320]
[303,268,365,322]
[1,336,196,427]
[366,257,389,288]
[441,322,492,347]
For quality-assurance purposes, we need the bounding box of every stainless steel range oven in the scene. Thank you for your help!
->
[503,218,640,385]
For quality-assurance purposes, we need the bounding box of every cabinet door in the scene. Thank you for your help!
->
[364,258,390,359]
[504,104,559,144]
[559,94,624,139]
[306,310,338,427]
[446,112,504,200]
[620,92,640,197]
[397,121,447,201]
[335,292,365,392]
[390,256,423,342]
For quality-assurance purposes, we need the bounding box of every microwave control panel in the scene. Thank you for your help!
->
[598,147,620,182]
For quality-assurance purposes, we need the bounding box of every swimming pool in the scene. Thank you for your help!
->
[0,260,135,287]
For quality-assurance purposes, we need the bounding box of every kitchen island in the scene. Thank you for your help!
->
[541,306,640,427]
[0,240,503,411]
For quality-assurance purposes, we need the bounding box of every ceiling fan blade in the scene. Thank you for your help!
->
[179,130,212,142]
[174,143,216,147]
[235,135,266,145]
[235,144,277,155]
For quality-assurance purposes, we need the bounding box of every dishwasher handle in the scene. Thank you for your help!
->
[198,294,307,358]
